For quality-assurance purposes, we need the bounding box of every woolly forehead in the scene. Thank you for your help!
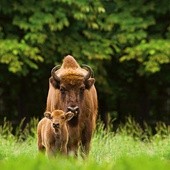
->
[58,69,86,86]
[51,110,65,117]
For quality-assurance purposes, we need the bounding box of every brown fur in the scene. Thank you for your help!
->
[37,110,74,157]
[62,55,79,69]
[46,55,98,156]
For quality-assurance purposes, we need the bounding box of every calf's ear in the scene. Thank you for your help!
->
[44,112,52,119]
[49,77,60,89]
[85,78,95,89]
[65,112,74,121]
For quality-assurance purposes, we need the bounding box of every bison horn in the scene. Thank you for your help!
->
[51,65,61,82]
[82,64,94,79]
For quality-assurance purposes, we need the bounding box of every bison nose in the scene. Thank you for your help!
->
[67,106,79,115]
[53,123,60,128]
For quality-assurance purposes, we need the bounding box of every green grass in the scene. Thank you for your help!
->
[0,118,170,170]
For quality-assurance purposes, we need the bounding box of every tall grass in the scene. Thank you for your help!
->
[0,117,170,170]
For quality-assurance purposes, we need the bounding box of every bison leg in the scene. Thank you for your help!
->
[60,144,67,155]
[67,141,79,157]
[46,146,57,158]
[37,132,45,153]
[38,144,45,152]
[37,138,45,152]
[80,125,93,157]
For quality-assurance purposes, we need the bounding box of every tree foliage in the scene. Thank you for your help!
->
[0,0,170,126]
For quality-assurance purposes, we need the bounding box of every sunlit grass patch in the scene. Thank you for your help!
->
[0,117,170,170]
[114,155,170,170]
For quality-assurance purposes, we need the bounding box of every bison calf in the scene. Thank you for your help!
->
[37,110,74,157]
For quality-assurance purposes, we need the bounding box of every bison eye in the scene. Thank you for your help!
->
[60,86,66,95]
[80,87,85,95]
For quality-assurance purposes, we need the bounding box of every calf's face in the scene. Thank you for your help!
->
[44,110,74,132]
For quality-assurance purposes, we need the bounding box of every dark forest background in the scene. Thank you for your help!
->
[0,0,170,129]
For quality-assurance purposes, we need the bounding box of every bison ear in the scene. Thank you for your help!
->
[44,112,52,119]
[85,78,95,89]
[49,77,60,89]
[65,112,74,121]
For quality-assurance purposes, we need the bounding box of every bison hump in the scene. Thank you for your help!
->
[62,55,80,69]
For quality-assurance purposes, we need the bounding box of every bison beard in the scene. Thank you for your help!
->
[46,55,98,157]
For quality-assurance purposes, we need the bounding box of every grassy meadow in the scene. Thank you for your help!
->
[0,117,170,170]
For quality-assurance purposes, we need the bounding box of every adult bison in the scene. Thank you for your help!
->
[46,55,98,156]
